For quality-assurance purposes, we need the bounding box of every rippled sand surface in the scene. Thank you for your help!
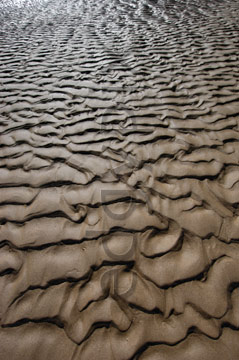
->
[1,0,239,359]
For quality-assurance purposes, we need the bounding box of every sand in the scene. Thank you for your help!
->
[0,0,239,359]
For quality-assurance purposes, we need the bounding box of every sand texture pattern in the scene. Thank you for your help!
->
[0,0,239,359]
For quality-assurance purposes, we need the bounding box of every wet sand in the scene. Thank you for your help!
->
[0,0,239,359]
